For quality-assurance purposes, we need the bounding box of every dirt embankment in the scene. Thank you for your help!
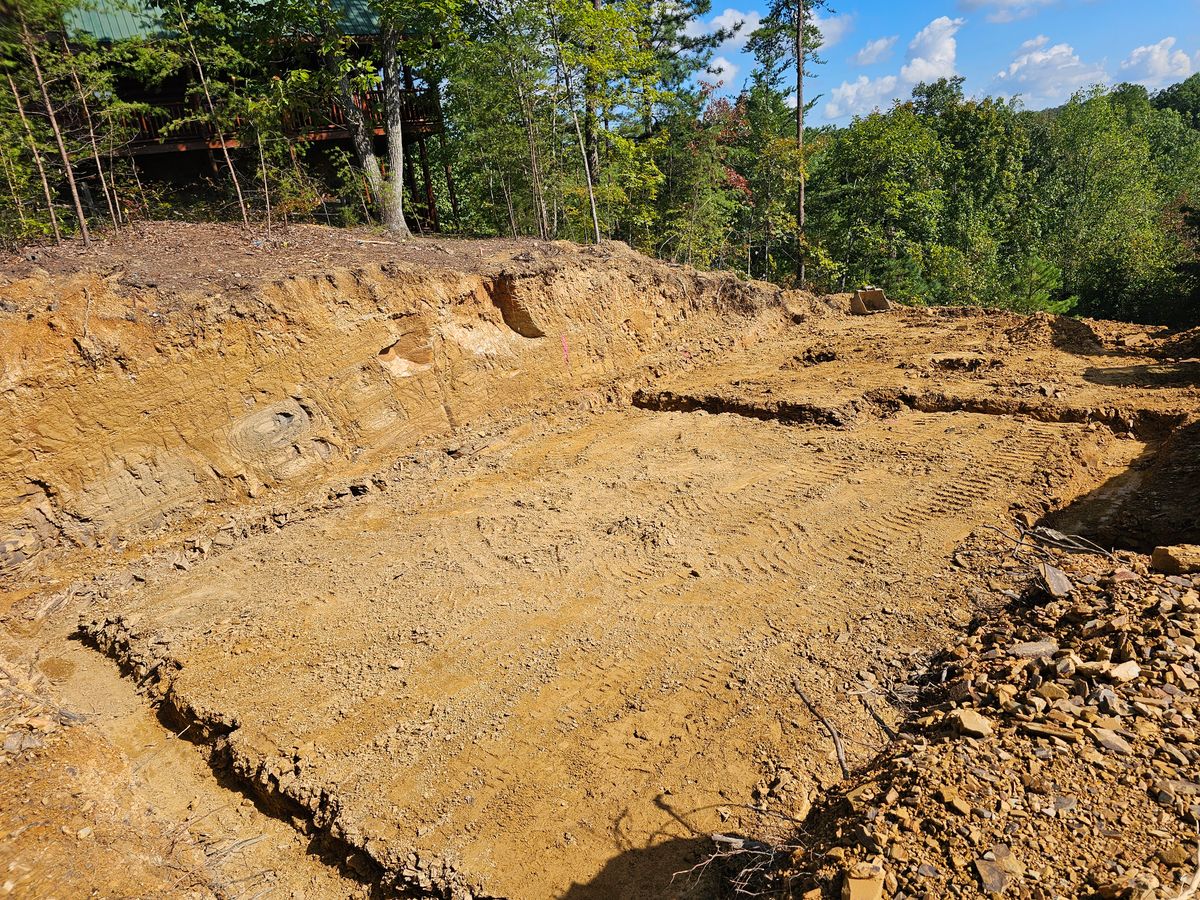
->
[2,225,1199,900]
[1,229,787,604]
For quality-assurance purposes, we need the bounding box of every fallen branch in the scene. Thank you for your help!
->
[793,678,850,779]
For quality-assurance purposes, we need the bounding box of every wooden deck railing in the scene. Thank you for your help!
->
[122,87,440,155]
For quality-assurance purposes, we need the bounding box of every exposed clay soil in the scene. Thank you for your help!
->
[1,224,1197,899]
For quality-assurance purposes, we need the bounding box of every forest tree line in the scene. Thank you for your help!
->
[2,0,1199,323]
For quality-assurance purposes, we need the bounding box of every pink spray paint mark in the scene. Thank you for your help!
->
[561,334,570,367]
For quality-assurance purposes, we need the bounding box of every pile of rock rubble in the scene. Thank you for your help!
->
[772,543,1200,900]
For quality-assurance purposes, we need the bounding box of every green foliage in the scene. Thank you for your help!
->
[1154,73,1200,130]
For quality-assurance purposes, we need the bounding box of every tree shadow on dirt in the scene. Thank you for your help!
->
[1082,361,1200,389]
[560,834,720,900]
[1041,419,1200,552]
[560,798,731,900]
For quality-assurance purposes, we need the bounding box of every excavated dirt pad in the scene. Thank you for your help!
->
[79,404,1121,898]
[4,227,1200,899]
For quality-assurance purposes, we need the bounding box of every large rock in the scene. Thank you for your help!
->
[949,708,994,739]
[842,858,886,900]
[1151,545,1200,575]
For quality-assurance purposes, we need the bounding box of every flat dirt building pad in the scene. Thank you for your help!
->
[85,405,1110,898]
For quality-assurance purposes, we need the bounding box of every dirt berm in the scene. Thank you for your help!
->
[1,224,1197,899]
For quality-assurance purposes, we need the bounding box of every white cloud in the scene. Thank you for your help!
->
[709,55,740,84]
[853,36,898,67]
[684,6,850,57]
[826,74,900,118]
[959,0,1054,24]
[1120,37,1195,88]
[995,35,1107,104]
[814,12,854,50]
[823,16,964,120]
[685,7,761,54]
[901,16,965,83]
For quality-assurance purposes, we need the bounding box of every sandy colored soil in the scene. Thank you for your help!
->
[1,224,1197,899]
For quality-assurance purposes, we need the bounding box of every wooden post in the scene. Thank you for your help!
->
[402,67,438,232]
[257,127,272,238]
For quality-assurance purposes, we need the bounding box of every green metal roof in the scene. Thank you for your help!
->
[67,0,380,42]
[67,3,166,42]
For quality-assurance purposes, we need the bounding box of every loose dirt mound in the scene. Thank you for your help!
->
[1160,326,1200,361]
[2,225,1199,899]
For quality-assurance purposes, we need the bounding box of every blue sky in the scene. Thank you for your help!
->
[687,0,1200,123]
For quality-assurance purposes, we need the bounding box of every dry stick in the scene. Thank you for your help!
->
[175,2,248,227]
[793,678,850,779]
[132,722,193,775]
[20,18,89,245]
[207,834,267,865]
[129,153,149,216]
[8,73,61,243]
[103,111,126,224]
[255,127,271,238]
[0,149,29,227]
[359,172,374,224]
[61,36,119,229]
[508,56,550,239]
[1172,832,1200,900]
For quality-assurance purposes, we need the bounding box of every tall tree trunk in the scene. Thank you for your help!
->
[549,11,601,243]
[379,21,411,238]
[500,175,518,237]
[437,131,462,231]
[8,74,61,243]
[322,17,389,226]
[582,0,602,185]
[62,37,118,230]
[795,0,806,286]
[175,4,248,227]
[21,21,89,245]
[508,60,550,239]
[402,148,424,235]
[402,66,438,231]
[335,69,387,211]
[432,84,461,231]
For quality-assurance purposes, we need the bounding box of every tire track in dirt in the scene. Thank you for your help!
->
[76,404,1118,899]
